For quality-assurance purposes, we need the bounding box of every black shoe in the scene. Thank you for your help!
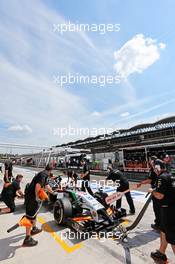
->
[129,210,135,215]
[151,224,160,231]
[31,227,42,236]
[151,250,167,262]
[23,236,38,247]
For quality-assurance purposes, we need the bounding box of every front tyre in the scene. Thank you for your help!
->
[54,198,73,225]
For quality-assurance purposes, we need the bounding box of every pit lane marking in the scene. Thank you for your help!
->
[120,219,129,226]
[37,216,130,252]
[37,216,83,253]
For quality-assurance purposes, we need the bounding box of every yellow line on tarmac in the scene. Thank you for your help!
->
[121,219,129,226]
[37,216,83,253]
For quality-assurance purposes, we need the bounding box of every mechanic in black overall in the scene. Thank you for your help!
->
[80,159,94,196]
[137,156,162,231]
[106,166,135,214]
[24,164,55,247]
[67,169,73,182]
[4,159,13,183]
[0,174,24,214]
[150,160,175,262]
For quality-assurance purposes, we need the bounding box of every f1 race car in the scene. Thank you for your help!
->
[52,180,126,237]
[48,176,152,241]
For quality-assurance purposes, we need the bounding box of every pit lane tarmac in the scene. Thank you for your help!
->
[0,167,174,264]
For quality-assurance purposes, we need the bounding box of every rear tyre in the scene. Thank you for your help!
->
[54,198,73,225]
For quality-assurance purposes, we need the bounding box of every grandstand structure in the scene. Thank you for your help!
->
[55,116,175,173]
[13,116,175,176]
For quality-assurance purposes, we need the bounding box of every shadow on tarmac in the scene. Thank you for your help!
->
[0,234,25,262]
[125,229,159,248]
[114,229,159,264]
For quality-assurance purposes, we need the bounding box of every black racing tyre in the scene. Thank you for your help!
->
[54,198,73,225]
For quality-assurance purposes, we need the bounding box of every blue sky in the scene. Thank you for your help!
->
[0,0,175,148]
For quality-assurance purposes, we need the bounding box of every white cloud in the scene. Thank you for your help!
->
[120,112,130,117]
[0,2,171,149]
[0,58,90,145]
[159,43,166,50]
[112,98,175,127]
[114,34,166,78]
[8,125,32,134]
[0,0,105,146]
[91,111,102,117]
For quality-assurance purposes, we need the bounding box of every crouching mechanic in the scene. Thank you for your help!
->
[24,164,56,247]
[0,174,24,214]
[150,160,175,262]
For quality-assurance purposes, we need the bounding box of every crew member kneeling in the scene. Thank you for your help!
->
[0,174,24,214]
